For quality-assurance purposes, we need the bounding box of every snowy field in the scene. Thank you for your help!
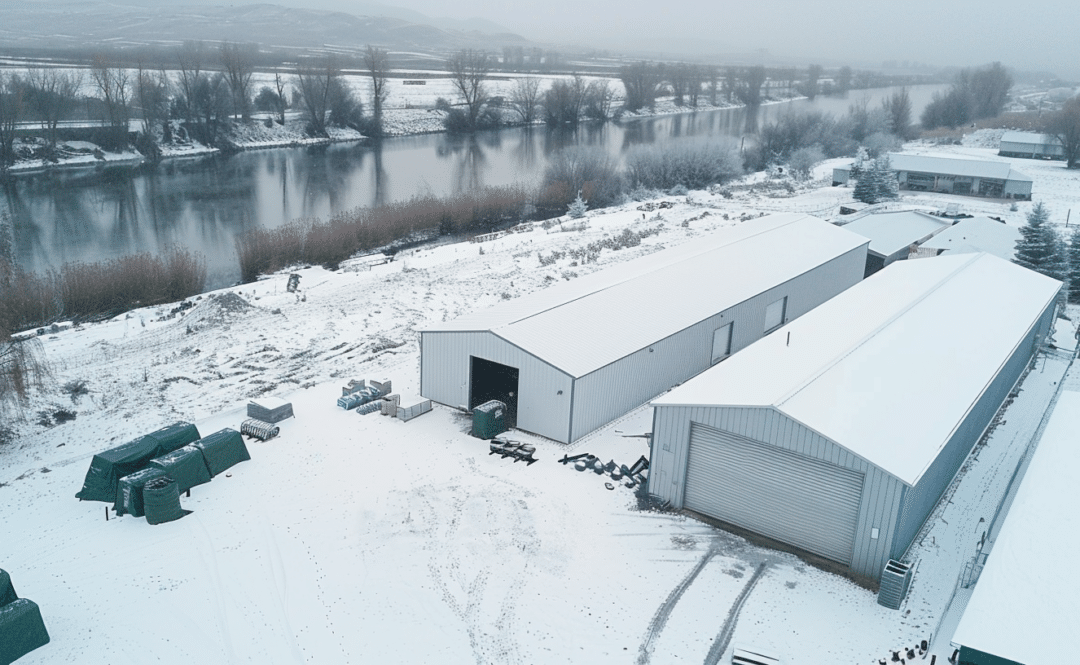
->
[4,146,1080,663]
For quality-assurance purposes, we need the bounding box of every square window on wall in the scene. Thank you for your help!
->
[764,296,787,332]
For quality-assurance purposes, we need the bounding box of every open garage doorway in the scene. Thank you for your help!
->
[469,357,519,426]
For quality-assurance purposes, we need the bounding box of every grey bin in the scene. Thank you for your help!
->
[472,400,507,440]
[877,559,913,610]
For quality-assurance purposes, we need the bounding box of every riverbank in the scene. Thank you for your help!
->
[3,116,366,175]
[3,91,804,174]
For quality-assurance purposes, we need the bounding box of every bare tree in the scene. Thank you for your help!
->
[446,49,491,129]
[736,66,767,107]
[882,87,913,139]
[509,76,541,125]
[584,79,615,120]
[176,41,205,125]
[295,57,339,136]
[803,64,823,100]
[220,41,257,120]
[686,65,704,108]
[0,213,50,417]
[706,66,720,106]
[26,68,83,152]
[362,45,390,125]
[619,61,662,111]
[0,72,24,169]
[90,52,131,149]
[1044,96,1080,169]
[273,69,288,125]
[542,75,588,126]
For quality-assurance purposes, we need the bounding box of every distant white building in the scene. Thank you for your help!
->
[838,210,952,276]
[915,216,1021,261]
[833,153,1033,200]
[998,131,1065,160]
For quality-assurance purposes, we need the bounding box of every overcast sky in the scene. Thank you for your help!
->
[307,0,1079,77]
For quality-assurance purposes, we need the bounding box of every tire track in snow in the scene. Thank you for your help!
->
[702,561,769,665]
[636,541,720,665]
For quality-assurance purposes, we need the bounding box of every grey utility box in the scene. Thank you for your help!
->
[877,559,913,610]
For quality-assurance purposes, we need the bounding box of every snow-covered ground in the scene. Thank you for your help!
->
[5,150,1080,663]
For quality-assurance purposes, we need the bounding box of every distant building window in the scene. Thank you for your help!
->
[712,322,733,364]
[764,296,787,332]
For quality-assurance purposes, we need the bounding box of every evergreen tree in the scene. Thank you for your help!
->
[875,155,899,201]
[852,167,877,204]
[567,190,588,219]
[1068,226,1080,303]
[1014,202,1055,273]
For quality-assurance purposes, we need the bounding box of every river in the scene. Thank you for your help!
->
[3,84,947,288]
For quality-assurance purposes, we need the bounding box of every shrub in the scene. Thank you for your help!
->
[236,186,536,282]
[539,146,623,217]
[625,138,742,191]
[787,145,825,180]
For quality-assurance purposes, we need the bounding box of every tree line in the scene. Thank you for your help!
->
[0,41,397,169]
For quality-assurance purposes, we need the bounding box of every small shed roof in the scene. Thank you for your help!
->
[1000,131,1062,147]
[919,217,1020,260]
[653,253,1061,486]
[951,390,1080,665]
[839,210,951,257]
[423,213,868,378]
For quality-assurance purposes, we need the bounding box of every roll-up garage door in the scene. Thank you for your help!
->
[684,423,864,565]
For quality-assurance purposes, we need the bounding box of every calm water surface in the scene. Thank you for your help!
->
[4,85,947,287]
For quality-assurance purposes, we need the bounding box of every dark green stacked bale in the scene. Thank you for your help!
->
[143,421,201,455]
[143,477,188,525]
[149,444,212,493]
[76,421,201,503]
[194,428,251,477]
[114,467,169,517]
[0,599,51,664]
[0,570,16,608]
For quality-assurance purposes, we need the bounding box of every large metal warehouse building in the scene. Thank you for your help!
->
[951,391,1080,665]
[420,213,869,443]
[648,253,1061,583]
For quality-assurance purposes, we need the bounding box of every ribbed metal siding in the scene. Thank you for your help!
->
[420,331,574,442]
[685,423,864,564]
[891,297,1056,559]
[650,405,905,581]
[570,246,867,441]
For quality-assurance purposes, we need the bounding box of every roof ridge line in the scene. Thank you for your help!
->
[495,214,810,329]
[775,253,985,408]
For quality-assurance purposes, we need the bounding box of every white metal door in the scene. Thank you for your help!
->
[684,423,864,564]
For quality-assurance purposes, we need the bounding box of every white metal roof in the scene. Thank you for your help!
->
[885,153,1034,183]
[1000,130,1062,147]
[839,210,951,257]
[423,213,868,378]
[951,390,1080,665]
[653,253,1061,486]
[918,217,1020,260]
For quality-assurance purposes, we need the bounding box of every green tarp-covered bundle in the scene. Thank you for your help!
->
[195,428,251,477]
[75,422,201,503]
[0,570,15,608]
[144,477,188,525]
[150,444,211,493]
[0,568,50,665]
[114,467,169,517]
[0,600,50,665]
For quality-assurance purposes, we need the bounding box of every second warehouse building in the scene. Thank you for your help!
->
[420,213,869,443]
[648,253,1061,583]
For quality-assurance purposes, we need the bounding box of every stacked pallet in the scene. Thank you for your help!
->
[247,396,294,423]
